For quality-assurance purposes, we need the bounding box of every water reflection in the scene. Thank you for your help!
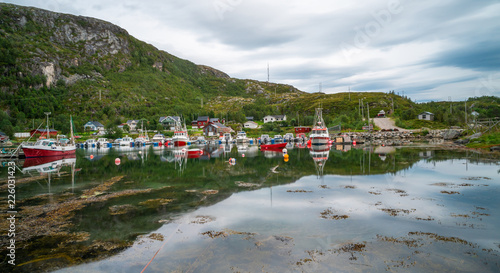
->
[2,145,499,272]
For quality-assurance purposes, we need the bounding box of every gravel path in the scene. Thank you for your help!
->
[372,117,408,131]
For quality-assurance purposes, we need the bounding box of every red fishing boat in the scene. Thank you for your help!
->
[260,142,287,151]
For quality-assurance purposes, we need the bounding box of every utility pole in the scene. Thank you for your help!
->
[99,90,101,101]
[367,103,370,131]
[465,101,467,125]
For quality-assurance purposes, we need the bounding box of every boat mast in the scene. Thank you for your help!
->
[44,112,51,139]
[70,115,75,144]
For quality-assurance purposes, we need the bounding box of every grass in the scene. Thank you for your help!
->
[466,131,500,149]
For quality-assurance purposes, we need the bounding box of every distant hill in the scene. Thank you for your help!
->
[0,3,498,137]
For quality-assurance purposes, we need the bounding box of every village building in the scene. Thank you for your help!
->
[377,110,386,118]
[159,116,181,130]
[203,122,231,137]
[244,121,259,129]
[83,121,105,132]
[126,120,140,131]
[417,112,434,121]
[263,115,287,123]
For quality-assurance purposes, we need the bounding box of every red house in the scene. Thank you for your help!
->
[294,126,311,134]
[30,129,58,138]
[193,116,210,128]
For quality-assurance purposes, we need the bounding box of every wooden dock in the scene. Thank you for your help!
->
[0,147,25,159]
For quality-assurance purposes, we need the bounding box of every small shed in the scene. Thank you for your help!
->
[377,110,386,117]
[417,112,434,121]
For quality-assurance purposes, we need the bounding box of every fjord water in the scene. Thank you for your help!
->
[5,144,500,272]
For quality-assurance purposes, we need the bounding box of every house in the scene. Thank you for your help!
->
[203,122,231,137]
[83,121,105,132]
[417,112,434,121]
[191,116,210,129]
[263,115,287,123]
[159,116,181,130]
[30,129,58,138]
[294,126,311,134]
[126,120,140,131]
[244,121,259,129]
[209,118,220,124]
[377,110,386,118]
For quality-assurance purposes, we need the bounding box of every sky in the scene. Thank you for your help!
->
[3,0,500,102]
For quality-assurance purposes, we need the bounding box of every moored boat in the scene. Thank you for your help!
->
[120,136,134,146]
[309,108,330,145]
[260,142,287,151]
[22,115,76,158]
[236,131,249,143]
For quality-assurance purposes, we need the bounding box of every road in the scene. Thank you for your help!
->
[372,117,408,131]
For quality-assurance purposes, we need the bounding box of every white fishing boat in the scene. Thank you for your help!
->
[172,117,189,147]
[273,135,283,143]
[120,136,134,146]
[309,108,329,145]
[236,131,249,143]
[260,134,271,144]
[97,138,110,148]
[222,133,232,143]
[152,134,166,143]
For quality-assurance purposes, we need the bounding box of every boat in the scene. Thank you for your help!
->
[296,133,307,142]
[284,133,294,142]
[172,117,189,147]
[260,134,271,144]
[84,139,97,148]
[309,144,330,178]
[135,135,151,146]
[22,154,76,172]
[96,138,110,148]
[222,132,233,144]
[22,115,76,158]
[196,136,207,145]
[152,134,166,144]
[309,108,330,145]
[236,131,249,143]
[120,136,134,146]
[273,135,283,143]
[187,148,204,159]
[260,142,287,151]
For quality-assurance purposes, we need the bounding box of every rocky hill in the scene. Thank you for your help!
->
[0,3,303,132]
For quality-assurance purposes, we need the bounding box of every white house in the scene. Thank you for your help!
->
[417,112,434,121]
[126,120,140,131]
[159,116,180,130]
[83,121,105,132]
[263,115,287,123]
[244,121,259,129]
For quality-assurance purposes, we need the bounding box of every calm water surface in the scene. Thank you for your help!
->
[1,144,499,272]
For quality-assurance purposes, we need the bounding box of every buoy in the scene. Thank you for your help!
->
[90,154,94,160]
[353,140,357,146]
[283,148,288,155]
[284,154,289,162]
[242,153,245,158]
[228,158,236,165]
[115,158,121,165]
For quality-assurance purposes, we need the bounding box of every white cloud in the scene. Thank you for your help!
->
[4,0,500,101]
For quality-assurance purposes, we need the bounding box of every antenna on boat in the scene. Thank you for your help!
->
[44,112,51,139]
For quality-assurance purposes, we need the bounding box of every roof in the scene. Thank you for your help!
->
[419,111,434,115]
[208,122,228,129]
[197,116,210,121]
[210,118,219,122]
[127,119,140,124]
[85,121,104,127]
[246,116,254,120]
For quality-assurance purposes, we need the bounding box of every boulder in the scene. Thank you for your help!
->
[442,129,462,140]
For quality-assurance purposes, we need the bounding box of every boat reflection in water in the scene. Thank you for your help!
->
[22,155,78,194]
[309,144,330,178]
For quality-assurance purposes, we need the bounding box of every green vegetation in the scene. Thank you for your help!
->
[466,132,500,149]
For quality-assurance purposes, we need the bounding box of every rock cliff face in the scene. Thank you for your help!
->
[1,3,131,86]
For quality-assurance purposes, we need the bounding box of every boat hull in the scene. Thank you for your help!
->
[310,136,329,145]
[22,146,76,158]
[174,140,188,147]
[260,142,287,151]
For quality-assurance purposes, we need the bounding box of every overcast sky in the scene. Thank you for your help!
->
[4,0,500,101]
